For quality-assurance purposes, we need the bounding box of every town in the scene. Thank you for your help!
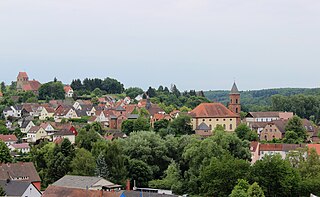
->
[0,71,319,197]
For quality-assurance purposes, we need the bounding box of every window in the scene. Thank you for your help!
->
[236,108,238,113]
[229,124,233,130]
[231,99,233,103]
[236,99,238,104]
[216,119,219,121]
[209,119,212,121]
[223,124,226,129]
[203,119,205,122]
[230,119,232,121]
[223,119,226,121]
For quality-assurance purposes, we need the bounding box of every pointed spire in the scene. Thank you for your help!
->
[230,82,240,94]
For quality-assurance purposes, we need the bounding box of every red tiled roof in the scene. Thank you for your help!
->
[307,144,320,155]
[0,135,18,142]
[42,185,121,197]
[259,144,283,151]
[64,85,73,93]
[189,103,239,118]
[17,72,28,78]
[22,80,41,91]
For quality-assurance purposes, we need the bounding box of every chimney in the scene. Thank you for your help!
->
[126,179,131,191]
[133,180,137,191]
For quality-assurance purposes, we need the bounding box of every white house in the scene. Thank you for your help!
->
[9,143,30,154]
[0,135,18,146]
[64,85,74,98]
[3,105,23,118]
[20,120,35,133]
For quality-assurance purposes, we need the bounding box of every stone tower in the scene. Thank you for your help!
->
[16,72,29,91]
[228,82,241,115]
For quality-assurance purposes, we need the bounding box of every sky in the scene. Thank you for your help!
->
[0,0,320,91]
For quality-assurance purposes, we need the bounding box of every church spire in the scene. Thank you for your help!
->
[230,82,239,94]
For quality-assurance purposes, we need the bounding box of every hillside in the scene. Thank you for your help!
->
[204,88,320,112]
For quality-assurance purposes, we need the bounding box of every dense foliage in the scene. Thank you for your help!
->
[38,81,65,100]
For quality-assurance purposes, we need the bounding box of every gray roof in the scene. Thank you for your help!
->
[127,114,139,119]
[52,175,116,190]
[21,120,32,128]
[15,105,23,111]
[0,180,32,196]
[116,106,126,111]
[230,82,240,94]
[75,109,87,117]
[123,191,178,197]
[196,122,211,130]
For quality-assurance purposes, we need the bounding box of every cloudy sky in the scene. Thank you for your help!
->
[0,0,319,91]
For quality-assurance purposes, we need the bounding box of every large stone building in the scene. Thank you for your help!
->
[16,72,41,94]
[189,82,241,132]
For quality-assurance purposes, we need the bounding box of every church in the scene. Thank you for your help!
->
[16,72,41,94]
[189,82,241,133]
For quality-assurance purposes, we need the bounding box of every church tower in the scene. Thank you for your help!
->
[228,82,241,115]
[16,72,29,91]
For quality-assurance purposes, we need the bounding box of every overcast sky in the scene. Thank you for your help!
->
[0,0,319,91]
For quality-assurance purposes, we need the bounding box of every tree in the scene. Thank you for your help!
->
[92,88,103,97]
[124,131,169,179]
[121,120,135,135]
[200,155,250,197]
[0,82,5,93]
[102,77,124,94]
[283,131,300,144]
[247,182,265,197]
[91,97,99,105]
[169,115,193,135]
[95,152,109,179]
[71,79,83,90]
[149,161,183,194]
[147,87,157,98]
[38,81,65,100]
[154,119,169,132]
[76,128,101,151]
[0,141,12,163]
[128,159,153,187]
[235,123,258,141]
[125,87,144,99]
[249,154,301,197]
[230,179,250,197]
[0,185,6,196]
[133,117,150,131]
[285,116,307,140]
[71,148,96,176]
[171,84,181,97]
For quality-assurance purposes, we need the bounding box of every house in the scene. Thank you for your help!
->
[195,122,213,138]
[21,103,40,118]
[43,185,120,197]
[27,126,48,143]
[73,100,92,110]
[245,111,294,123]
[39,106,55,120]
[3,105,23,118]
[0,180,41,197]
[52,175,122,191]
[51,122,78,136]
[0,134,18,146]
[259,144,306,160]
[5,120,13,129]
[105,131,127,141]
[20,120,35,133]
[54,106,79,122]
[9,143,30,154]
[260,120,286,141]
[248,122,268,137]
[53,129,76,144]
[16,72,41,94]
[64,85,74,98]
[250,141,260,164]
[260,119,316,141]
[40,122,55,133]
[150,114,172,128]
[0,162,41,191]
